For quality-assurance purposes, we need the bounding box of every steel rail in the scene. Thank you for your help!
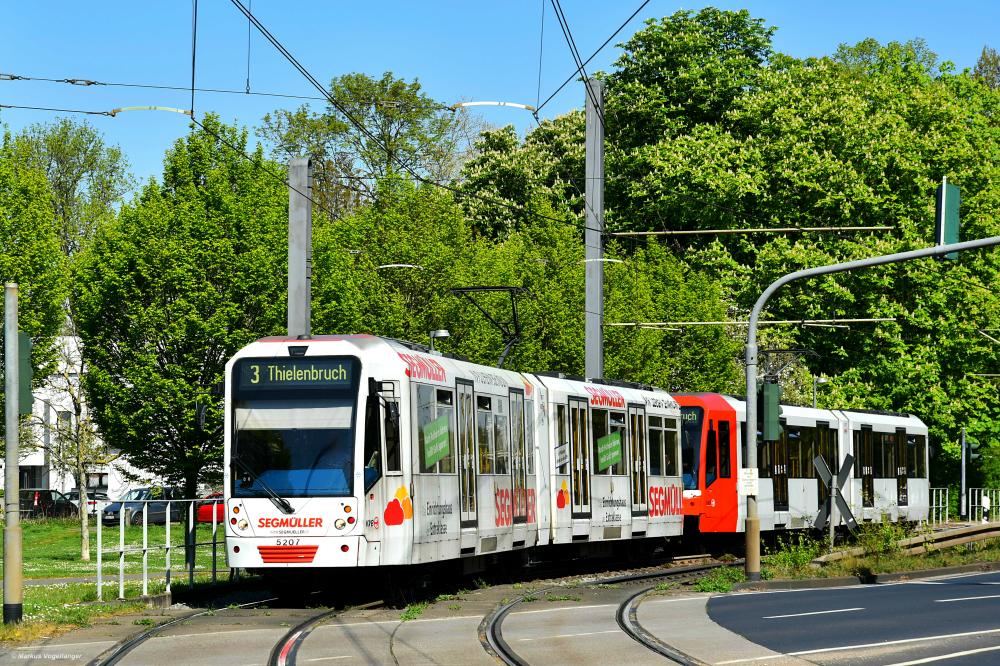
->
[268,599,383,666]
[479,561,729,665]
[89,595,279,666]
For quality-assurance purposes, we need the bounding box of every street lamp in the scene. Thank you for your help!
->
[812,376,829,408]
[429,329,449,352]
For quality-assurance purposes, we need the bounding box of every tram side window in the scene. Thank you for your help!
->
[477,396,494,474]
[592,409,626,475]
[785,427,801,478]
[416,385,455,474]
[799,426,815,478]
[705,422,718,486]
[555,404,569,474]
[664,419,679,476]
[718,420,731,478]
[385,398,401,473]
[363,397,382,491]
[525,399,535,475]
[648,416,663,476]
[494,397,510,474]
[907,434,926,478]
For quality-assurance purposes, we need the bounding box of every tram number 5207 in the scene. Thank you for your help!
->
[276,538,300,546]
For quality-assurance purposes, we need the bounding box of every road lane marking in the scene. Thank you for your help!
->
[715,627,1000,663]
[302,658,353,662]
[936,593,1000,603]
[884,645,1000,665]
[763,607,863,619]
[518,630,620,642]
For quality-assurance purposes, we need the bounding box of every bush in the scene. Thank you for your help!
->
[854,518,911,558]
[693,566,746,593]
[764,533,822,577]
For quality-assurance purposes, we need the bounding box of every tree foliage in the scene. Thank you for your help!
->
[259,72,480,217]
[72,116,288,496]
[7,118,131,257]
[0,133,67,440]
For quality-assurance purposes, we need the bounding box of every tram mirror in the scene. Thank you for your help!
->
[210,381,224,396]
[928,445,936,459]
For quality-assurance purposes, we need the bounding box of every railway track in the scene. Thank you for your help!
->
[267,599,384,666]
[88,596,279,666]
[481,559,733,665]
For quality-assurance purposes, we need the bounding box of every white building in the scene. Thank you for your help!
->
[1,336,145,499]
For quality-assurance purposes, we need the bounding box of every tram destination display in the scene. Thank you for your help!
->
[238,358,354,391]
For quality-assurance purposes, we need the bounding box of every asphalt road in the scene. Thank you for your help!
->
[708,570,1000,665]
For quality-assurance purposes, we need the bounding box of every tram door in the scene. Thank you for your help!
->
[510,390,527,524]
[895,428,908,506]
[628,406,647,515]
[569,398,591,516]
[457,380,476,526]
[769,434,789,511]
[855,427,875,508]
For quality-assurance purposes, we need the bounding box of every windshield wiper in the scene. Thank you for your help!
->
[231,458,294,515]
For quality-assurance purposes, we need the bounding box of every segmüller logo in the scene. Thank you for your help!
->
[257,516,323,528]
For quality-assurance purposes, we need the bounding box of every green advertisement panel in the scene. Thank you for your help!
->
[423,413,451,468]
[596,432,622,471]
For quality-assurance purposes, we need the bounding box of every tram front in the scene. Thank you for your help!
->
[224,350,365,568]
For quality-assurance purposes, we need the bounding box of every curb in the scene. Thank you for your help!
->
[732,576,858,591]
[732,560,1000,591]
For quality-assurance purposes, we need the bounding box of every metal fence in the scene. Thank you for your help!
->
[94,497,225,601]
[929,487,949,526]
[968,488,1000,525]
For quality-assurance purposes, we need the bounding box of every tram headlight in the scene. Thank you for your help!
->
[238,519,248,531]
[334,518,347,530]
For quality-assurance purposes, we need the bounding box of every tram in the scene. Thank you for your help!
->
[674,394,929,533]
[222,335,927,569]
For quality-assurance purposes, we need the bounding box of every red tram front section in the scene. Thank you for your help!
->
[673,394,740,534]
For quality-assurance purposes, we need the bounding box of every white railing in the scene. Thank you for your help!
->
[94,497,225,601]
[968,488,1000,525]
[929,487,949,526]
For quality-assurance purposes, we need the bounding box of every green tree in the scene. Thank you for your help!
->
[974,45,1000,90]
[260,72,479,217]
[8,118,131,257]
[72,116,288,497]
[0,134,68,440]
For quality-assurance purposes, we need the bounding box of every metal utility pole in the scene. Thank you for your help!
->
[4,283,23,624]
[584,78,605,380]
[745,235,1000,581]
[288,157,313,338]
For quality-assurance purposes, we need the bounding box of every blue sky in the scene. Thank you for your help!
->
[2,2,998,184]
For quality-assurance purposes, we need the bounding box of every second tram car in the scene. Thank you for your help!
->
[674,394,929,533]
[223,335,928,570]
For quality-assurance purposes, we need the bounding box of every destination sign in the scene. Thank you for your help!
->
[237,358,354,391]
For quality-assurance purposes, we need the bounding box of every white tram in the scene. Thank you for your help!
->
[224,335,685,569]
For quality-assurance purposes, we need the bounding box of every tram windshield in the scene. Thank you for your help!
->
[680,406,704,490]
[230,357,360,498]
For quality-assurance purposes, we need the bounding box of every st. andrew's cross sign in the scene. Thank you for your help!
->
[813,454,859,533]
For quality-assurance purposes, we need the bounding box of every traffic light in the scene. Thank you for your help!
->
[761,379,782,442]
[935,177,960,261]
[18,331,32,415]
[969,437,981,461]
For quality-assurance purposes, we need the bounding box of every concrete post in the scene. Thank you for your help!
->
[4,283,23,624]
[584,78,604,380]
[288,157,313,338]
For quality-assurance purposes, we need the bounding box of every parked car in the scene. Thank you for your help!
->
[196,491,225,523]
[66,489,110,516]
[101,487,184,526]
[19,489,79,519]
